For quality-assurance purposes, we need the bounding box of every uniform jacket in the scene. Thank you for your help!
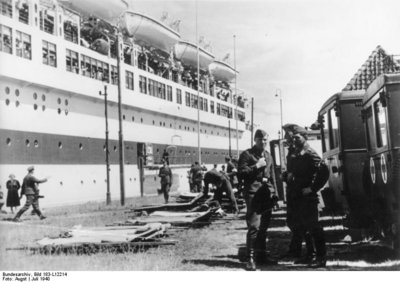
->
[238,146,277,195]
[21,173,46,195]
[190,165,204,182]
[290,142,321,198]
[204,169,228,187]
[158,166,172,185]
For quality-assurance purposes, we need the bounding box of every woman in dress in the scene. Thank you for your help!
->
[6,174,21,213]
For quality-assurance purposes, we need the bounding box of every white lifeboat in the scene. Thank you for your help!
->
[209,60,238,82]
[59,0,128,23]
[174,41,215,70]
[119,12,181,53]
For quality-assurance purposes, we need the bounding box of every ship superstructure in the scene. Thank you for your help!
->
[0,0,251,206]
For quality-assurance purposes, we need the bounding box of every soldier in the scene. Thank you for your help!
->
[282,124,315,263]
[225,157,239,188]
[190,162,203,193]
[238,129,278,271]
[203,168,239,214]
[158,160,172,204]
[289,126,327,268]
[13,166,48,222]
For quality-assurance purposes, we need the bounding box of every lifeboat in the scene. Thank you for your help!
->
[119,12,181,53]
[174,41,215,70]
[209,60,238,82]
[59,0,128,23]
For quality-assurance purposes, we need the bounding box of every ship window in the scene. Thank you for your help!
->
[125,71,134,90]
[141,118,143,123]
[42,40,57,67]
[42,94,45,101]
[58,142,62,149]
[65,99,68,106]
[57,108,61,114]
[153,120,155,125]
[111,65,118,85]
[139,75,147,94]
[33,104,38,110]
[34,4,37,12]
[15,31,31,60]
[17,1,29,24]
[5,99,10,105]
[167,86,173,101]
[34,140,39,148]
[5,86,10,94]
[0,24,12,54]
[66,49,79,73]
[374,99,388,148]
[15,89,19,96]
[39,6,55,35]
[185,92,190,106]
[176,89,182,104]
[0,0,12,18]
[123,115,126,120]
[6,137,11,146]
[15,101,19,107]
[25,139,30,147]
[132,116,134,122]
[57,98,61,104]
[33,93,37,99]
[159,121,162,126]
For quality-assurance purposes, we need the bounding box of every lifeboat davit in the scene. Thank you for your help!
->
[174,41,215,70]
[119,12,181,53]
[59,0,128,23]
[209,60,238,82]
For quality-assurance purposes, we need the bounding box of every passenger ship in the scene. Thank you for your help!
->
[0,0,252,206]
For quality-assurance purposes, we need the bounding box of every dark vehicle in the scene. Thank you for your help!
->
[317,90,369,225]
[362,73,400,248]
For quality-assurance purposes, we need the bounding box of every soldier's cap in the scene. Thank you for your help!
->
[292,125,308,136]
[254,129,268,139]
[27,166,35,172]
[282,123,298,133]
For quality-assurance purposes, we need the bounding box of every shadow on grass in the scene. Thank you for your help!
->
[182,258,245,269]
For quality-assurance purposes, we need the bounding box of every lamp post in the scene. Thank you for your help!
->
[99,85,111,205]
[275,89,283,140]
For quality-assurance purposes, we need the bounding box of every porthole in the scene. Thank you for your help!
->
[57,98,61,104]
[58,142,63,149]
[42,105,46,111]
[5,99,10,105]
[123,114,126,120]
[5,87,10,94]
[132,116,135,122]
[42,94,46,101]
[6,138,11,146]
[57,108,61,114]
[33,104,38,110]
[15,101,20,107]
[141,118,143,123]
[129,178,132,182]
[80,180,84,184]
[179,125,181,129]
[33,92,37,100]
[93,180,96,184]
[59,181,63,186]
[15,89,20,96]
[79,143,83,150]
[34,140,39,148]
[153,120,155,125]
[25,139,30,147]
[170,123,172,127]
[65,109,69,115]
[159,121,162,126]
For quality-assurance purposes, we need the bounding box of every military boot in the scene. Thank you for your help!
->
[245,249,256,271]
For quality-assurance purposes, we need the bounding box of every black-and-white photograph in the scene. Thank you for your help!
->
[0,0,399,276]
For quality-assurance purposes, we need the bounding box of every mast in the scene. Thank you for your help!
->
[234,35,239,158]
[196,0,201,164]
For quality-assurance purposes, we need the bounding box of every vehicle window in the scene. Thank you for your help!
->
[329,109,339,149]
[321,112,329,153]
[374,99,388,147]
[365,106,376,150]
[340,102,366,149]
[273,143,281,166]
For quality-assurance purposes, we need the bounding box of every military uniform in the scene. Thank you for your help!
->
[190,164,203,193]
[290,142,326,264]
[203,169,238,212]
[238,144,277,267]
[14,168,47,221]
[158,165,172,203]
